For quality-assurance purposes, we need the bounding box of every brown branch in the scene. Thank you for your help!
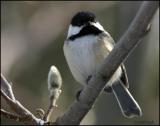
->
[55,1,159,125]
[1,75,44,125]
[1,90,28,116]
[43,95,56,122]
[1,74,15,100]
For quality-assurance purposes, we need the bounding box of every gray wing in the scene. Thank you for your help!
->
[104,31,129,88]
[120,64,129,88]
[104,64,129,93]
[101,31,129,92]
[102,31,116,46]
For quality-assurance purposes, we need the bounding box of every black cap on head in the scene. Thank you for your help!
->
[71,11,96,26]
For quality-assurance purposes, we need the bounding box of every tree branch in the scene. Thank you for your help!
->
[1,74,15,100]
[43,95,56,122]
[1,75,44,125]
[55,1,159,125]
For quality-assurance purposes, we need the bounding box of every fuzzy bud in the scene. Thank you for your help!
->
[48,66,62,97]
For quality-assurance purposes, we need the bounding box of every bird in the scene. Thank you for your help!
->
[63,11,142,118]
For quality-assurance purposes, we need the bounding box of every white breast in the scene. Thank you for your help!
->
[63,35,122,86]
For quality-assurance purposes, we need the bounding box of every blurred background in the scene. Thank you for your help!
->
[1,1,159,125]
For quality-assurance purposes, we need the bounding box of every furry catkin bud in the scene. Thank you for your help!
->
[48,66,62,96]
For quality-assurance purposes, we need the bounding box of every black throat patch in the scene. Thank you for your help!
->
[68,25,102,41]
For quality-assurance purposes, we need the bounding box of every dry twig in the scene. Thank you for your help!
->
[1,74,44,125]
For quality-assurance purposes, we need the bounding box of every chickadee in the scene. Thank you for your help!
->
[63,11,142,118]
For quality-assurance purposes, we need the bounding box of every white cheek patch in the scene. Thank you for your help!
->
[67,25,83,38]
[92,22,104,31]
[67,22,104,38]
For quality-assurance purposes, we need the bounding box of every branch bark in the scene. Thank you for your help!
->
[43,95,56,122]
[1,74,15,100]
[55,1,159,125]
[1,75,44,125]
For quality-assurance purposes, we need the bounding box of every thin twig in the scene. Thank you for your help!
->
[43,66,62,122]
[55,1,159,125]
[43,96,56,122]
[1,74,15,100]
[1,75,44,125]
[1,89,28,116]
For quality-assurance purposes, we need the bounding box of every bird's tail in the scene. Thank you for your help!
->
[111,80,142,118]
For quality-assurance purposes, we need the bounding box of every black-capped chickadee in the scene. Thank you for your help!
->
[63,11,142,118]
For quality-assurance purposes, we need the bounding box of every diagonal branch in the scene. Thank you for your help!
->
[1,75,44,125]
[1,89,30,116]
[1,74,15,100]
[55,1,159,125]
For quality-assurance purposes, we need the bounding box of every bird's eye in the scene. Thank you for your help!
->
[86,22,91,26]
[94,20,97,23]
